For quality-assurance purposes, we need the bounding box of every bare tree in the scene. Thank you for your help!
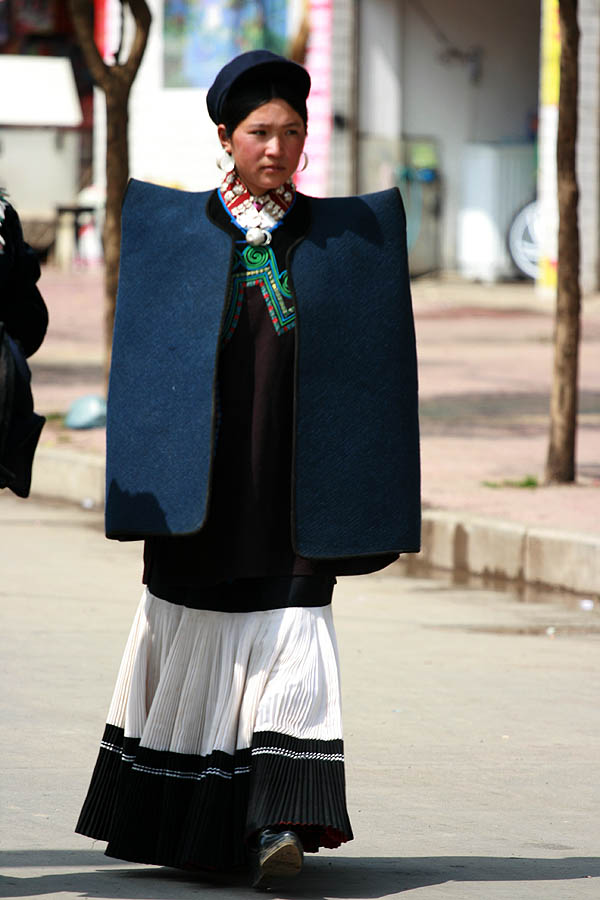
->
[69,0,151,377]
[545,0,580,483]
[289,0,310,63]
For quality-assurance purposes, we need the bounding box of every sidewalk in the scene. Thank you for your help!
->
[2,493,599,900]
[27,265,600,595]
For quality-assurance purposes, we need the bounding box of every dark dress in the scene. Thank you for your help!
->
[143,190,396,605]
[76,189,365,869]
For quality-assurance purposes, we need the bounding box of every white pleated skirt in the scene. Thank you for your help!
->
[76,588,353,869]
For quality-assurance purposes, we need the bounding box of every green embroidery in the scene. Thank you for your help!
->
[222,245,295,343]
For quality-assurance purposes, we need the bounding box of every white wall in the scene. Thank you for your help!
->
[357,0,540,269]
[94,0,234,193]
[358,0,402,138]
[329,0,356,196]
[95,0,313,194]
[576,0,600,292]
[127,0,222,191]
[0,128,79,214]
[357,0,403,192]
[402,0,540,269]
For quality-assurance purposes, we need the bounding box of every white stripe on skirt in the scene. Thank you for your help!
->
[106,589,343,757]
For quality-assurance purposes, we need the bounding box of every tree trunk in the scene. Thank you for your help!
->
[289,0,310,64]
[68,0,151,383]
[545,0,581,484]
[103,83,130,376]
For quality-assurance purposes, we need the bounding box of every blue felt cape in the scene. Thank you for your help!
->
[106,179,420,557]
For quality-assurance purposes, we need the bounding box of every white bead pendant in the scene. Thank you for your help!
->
[246,227,271,247]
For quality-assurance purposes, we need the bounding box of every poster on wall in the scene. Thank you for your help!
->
[164,0,291,88]
[294,0,331,197]
[0,0,9,44]
[537,0,559,291]
[12,0,57,34]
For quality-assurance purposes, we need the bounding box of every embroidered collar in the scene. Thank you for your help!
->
[219,170,295,246]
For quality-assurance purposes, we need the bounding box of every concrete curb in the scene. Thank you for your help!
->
[420,509,600,597]
[31,447,105,508]
[30,448,600,596]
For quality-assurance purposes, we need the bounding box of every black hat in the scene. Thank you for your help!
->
[206,50,311,125]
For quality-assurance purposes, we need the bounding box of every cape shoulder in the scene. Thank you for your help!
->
[290,186,419,558]
[106,179,233,539]
[107,179,419,554]
[122,178,404,240]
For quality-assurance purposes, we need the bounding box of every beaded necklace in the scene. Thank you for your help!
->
[219,170,295,247]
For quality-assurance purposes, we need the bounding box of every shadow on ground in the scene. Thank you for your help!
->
[29,361,103,388]
[1,850,599,898]
[419,390,600,437]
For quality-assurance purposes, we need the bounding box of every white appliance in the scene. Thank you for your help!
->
[0,55,82,216]
[457,142,536,281]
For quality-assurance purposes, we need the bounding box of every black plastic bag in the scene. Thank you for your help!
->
[0,322,45,497]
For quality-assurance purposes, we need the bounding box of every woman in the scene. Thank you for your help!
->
[0,191,47,357]
[76,50,420,888]
[0,190,47,497]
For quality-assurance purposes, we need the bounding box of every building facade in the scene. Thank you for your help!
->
[92,0,600,290]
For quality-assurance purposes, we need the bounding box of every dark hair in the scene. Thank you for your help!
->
[220,76,308,136]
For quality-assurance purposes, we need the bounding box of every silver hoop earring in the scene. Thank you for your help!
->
[298,151,309,173]
[217,152,235,172]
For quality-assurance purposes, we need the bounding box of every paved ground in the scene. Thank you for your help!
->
[29,266,600,536]
[1,493,599,899]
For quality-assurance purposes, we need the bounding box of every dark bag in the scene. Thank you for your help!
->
[0,321,45,497]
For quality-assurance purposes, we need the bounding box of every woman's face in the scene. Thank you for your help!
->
[218,98,306,196]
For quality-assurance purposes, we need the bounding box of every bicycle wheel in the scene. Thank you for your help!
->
[508,200,539,280]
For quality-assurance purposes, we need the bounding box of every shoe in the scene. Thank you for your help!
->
[249,828,304,889]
